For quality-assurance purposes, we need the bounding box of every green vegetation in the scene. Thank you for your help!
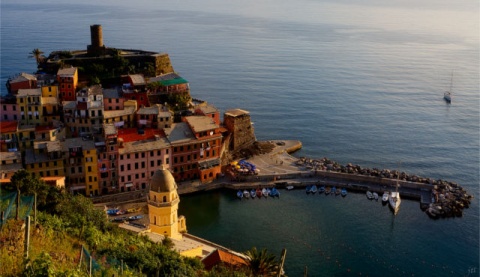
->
[1,172,283,276]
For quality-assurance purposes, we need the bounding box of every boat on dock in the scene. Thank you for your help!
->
[243,190,250,199]
[237,190,243,199]
[341,188,347,197]
[366,191,374,200]
[250,189,257,199]
[311,185,318,194]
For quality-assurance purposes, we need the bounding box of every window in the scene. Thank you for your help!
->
[88,166,92,172]
[150,161,154,167]
[127,164,131,170]
[121,165,124,171]
[135,163,138,169]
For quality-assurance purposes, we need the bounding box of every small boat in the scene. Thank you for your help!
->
[286,185,294,190]
[267,188,272,196]
[270,187,280,197]
[341,188,347,197]
[325,187,331,195]
[256,188,263,198]
[250,189,257,199]
[331,186,337,195]
[444,71,453,103]
[373,192,379,201]
[262,188,269,197]
[237,190,243,199]
[311,185,318,194]
[366,191,374,200]
[382,192,389,203]
[335,188,341,196]
[306,185,312,194]
[318,186,325,194]
[243,190,250,199]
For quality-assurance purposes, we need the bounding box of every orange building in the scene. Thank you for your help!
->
[57,67,78,101]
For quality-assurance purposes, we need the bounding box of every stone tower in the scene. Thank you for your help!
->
[224,109,256,151]
[147,168,187,240]
[87,24,106,56]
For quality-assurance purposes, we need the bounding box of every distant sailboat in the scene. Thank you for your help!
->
[444,72,453,103]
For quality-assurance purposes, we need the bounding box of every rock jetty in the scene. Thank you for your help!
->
[296,157,474,219]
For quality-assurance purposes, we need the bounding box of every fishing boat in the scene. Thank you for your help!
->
[366,191,374,200]
[444,72,453,103]
[250,189,257,199]
[373,192,379,201]
[311,185,318,194]
[237,190,243,199]
[341,188,347,197]
[243,190,250,199]
[382,191,389,204]
[256,188,263,198]
[262,188,269,197]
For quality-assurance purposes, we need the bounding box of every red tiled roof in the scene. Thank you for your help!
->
[202,249,247,271]
[35,125,56,132]
[0,121,18,133]
[117,128,164,143]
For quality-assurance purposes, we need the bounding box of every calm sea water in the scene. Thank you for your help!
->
[1,0,478,276]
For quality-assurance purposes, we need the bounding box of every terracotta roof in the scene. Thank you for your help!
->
[0,121,18,133]
[8,72,37,83]
[57,67,77,76]
[202,249,248,270]
[224,109,249,117]
[185,116,219,133]
[117,128,163,143]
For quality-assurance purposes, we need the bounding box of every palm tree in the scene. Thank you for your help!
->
[244,247,279,276]
[29,48,45,66]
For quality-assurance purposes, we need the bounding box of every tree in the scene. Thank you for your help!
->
[244,247,279,277]
[10,170,46,220]
[29,48,45,66]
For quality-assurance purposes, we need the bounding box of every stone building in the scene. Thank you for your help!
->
[223,109,256,151]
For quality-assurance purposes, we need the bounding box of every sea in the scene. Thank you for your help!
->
[1,0,478,276]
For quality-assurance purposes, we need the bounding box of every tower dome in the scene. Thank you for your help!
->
[149,168,177,193]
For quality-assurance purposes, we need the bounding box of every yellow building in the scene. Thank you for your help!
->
[17,88,43,126]
[41,85,61,125]
[24,141,65,178]
[147,168,187,240]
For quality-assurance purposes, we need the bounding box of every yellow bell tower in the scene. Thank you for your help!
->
[147,169,187,240]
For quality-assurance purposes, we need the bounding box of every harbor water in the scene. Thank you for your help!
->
[1,0,478,275]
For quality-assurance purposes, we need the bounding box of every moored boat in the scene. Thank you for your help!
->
[319,186,325,194]
[270,187,280,197]
[341,188,347,197]
[366,191,374,200]
[382,191,389,204]
[306,185,312,194]
[286,185,294,190]
[262,188,269,197]
[256,188,263,198]
[237,190,243,199]
[243,190,250,199]
[373,192,379,201]
[311,185,318,194]
[250,189,257,199]
[331,186,337,195]
[389,176,401,215]
[325,187,331,195]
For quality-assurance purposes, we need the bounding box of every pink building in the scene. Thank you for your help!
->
[0,96,19,121]
[117,128,171,191]
[103,88,124,111]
